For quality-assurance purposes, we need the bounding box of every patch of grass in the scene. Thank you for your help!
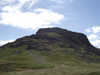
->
[0,44,100,75]
[45,32,62,38]
[0,52,56,72]
[87,72,100,75]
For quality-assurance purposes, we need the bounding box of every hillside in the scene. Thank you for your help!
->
[0,27,100,75]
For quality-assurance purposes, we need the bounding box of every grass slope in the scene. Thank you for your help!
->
[0,47,100,75]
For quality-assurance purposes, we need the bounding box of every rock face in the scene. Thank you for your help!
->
[1,27,100,56]
[37,27,91,46]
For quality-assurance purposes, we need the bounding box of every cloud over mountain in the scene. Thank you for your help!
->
[85,26,100,48]
[0,40,14,46]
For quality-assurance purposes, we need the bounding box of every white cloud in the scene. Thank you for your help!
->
[0,0,37,6]
[88,34,97,40]
[0,0,16,5]
[86,33,100,48]
[18,0,38,8]
[92,26,100,33]
[0,40,15,46]
[90,40,100,48]
[0,0,64,30]
[85,26,100,48]
[0,8,64,29]
[85,26,100,34]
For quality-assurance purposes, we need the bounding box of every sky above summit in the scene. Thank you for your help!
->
[0,0,100,48]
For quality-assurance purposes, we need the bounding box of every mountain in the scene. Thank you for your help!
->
[2,27,100,56]
[0,27,100,75]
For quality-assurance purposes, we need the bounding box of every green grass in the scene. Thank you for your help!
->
[0,63,100,75]
[0,44,100,75]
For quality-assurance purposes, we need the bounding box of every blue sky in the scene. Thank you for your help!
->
[0,0,100,48]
